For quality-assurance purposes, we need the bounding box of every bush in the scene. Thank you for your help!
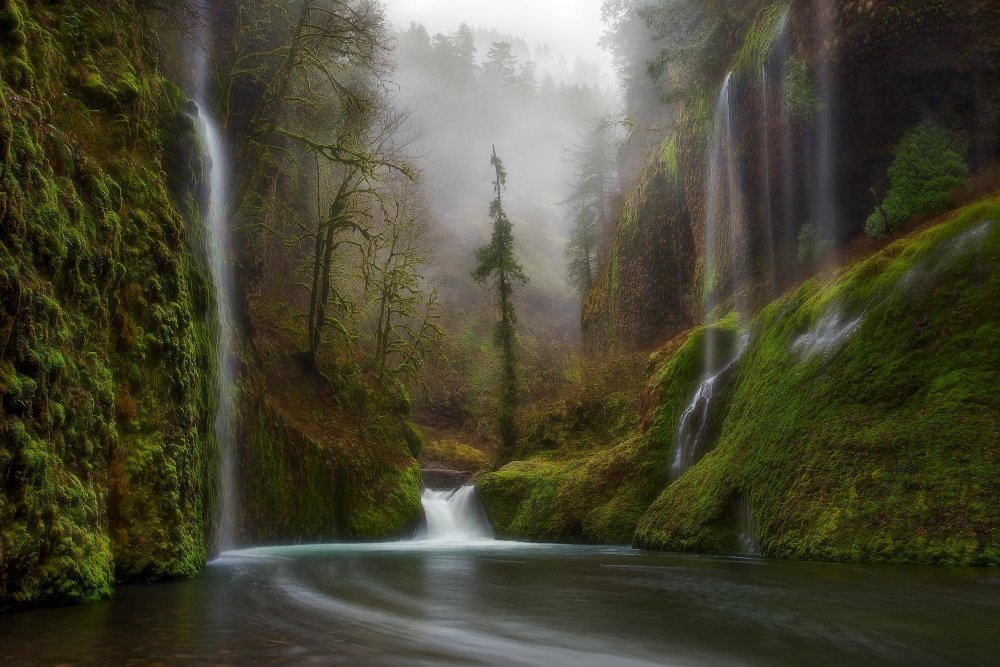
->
[797,222,832,265]
[866,123,968,237]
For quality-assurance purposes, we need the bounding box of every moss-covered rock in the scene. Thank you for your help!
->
[636,197,1000,565]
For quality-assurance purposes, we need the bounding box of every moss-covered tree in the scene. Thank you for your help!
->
[473,147,527,461]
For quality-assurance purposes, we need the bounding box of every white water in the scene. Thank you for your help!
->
[702,72,748,337]
[671,333,750,481]
[791,307,862,360]
[420,486,494,543]
[191,1,238,551]
[201,113,239,550]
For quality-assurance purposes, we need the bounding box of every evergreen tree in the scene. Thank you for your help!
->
[472,147,527,460]
[453,23,478,80]
[564,124,616,295]
[483,41,518,86]
[516,61,538,94]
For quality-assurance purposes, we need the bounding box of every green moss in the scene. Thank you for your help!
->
[733,3,789,78]
[1,0,217,609]
[636,198,1000,565]
[783,53,820,119]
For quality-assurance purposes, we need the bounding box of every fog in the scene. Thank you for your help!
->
[385,0,612,74]
[385,1,620,339]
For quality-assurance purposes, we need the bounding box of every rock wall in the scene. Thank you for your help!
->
[584,0,1000,353]
[0,0,217,609]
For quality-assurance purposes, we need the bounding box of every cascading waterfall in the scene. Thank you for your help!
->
[191,1,238,551]
[671,333,749,481]
[420,486,494,542]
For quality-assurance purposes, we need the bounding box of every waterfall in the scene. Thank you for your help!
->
[420,486,494,542]
[671,333,749,481]
[200,113,239,550]
[191,1,238,551]
[811,0,840,247]
[703,72,748,348]
[735,494,760,556]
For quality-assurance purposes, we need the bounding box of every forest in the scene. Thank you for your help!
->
[0,0,999,664]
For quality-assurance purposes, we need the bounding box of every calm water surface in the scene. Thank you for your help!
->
[2,542,999,665]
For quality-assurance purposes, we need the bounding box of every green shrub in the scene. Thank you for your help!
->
[783,54,820,118]
[866,123,968,237]
[797,222,832,265]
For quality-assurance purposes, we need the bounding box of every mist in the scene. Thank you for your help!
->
[385,3,619,340]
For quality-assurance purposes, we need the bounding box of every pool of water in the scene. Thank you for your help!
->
[2,542,999,665]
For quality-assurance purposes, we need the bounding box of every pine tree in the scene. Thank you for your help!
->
[453,23,477,81]
[483,41,518,87]
[472,147,527,461]
[564,124,616,295]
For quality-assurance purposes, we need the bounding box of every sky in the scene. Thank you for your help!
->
[384,0,612,73]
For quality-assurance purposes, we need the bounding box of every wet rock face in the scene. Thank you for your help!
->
[584,0,1000,354]
[798,0,1000,237]
[582,155,699,354]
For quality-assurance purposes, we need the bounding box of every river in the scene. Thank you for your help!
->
[2,490,999,665]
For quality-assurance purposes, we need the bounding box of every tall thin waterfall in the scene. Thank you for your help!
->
[702,73,748,369]
[192,1,238,551]
[811,0,840,248]
[201,114,238,550]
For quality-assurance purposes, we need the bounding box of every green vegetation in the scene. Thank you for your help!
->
[637,197,1000,565]
[477,355,654,543]
[484,195,1000,565]
[420,439,489,472]
[0,0,216,608]
[782,53,821,119]
[472,148,528,461]
[564,123,616,296]
[866,123,969,237]
[733,3,789,78]
[797,223,832,265]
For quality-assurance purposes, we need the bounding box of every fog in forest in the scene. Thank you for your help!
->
[382,1,620,341]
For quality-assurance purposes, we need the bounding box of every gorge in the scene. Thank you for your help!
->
[1,0,999,664]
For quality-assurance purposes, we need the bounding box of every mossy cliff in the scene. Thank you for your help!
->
[584,0,1000,353]
[636,198,1000,565]
[234,301,423,545]
[483,196,1000,565]
[0,0,217,609]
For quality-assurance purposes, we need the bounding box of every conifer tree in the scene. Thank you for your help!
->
[564,124,616,295]
[472,147,527,460]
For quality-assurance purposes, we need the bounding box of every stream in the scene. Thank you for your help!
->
[2,490,999,665]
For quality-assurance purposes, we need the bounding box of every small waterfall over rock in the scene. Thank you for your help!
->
[735,494,760,556]
[420,486,494,542]
[791,306,862,360]
[671,333,750,481]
